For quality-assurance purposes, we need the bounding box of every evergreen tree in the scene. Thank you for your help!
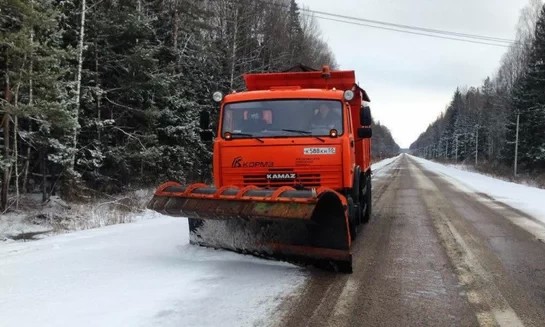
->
[287,0,304,63]
[1,0,74,207]
[371,121,400,159]
[509,4,545,169]
[0,0,341,209]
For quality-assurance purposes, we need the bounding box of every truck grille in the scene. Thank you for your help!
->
[243,169,321,188]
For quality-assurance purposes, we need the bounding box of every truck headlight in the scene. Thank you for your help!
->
[212,91,224,103]
[343,90,355,101]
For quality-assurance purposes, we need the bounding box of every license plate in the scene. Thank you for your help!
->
[303,147,336,155]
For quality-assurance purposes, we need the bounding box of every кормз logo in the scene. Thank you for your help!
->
[232,156,243,168]
[231,156,274,168]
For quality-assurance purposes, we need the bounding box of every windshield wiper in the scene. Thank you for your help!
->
[281,129,325,142]
[282,129,311,134]
[230,132,254,137]
[229,132,264,143]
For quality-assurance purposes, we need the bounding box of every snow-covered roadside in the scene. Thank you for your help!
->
[410,155,545,225]
[0,213,305,327]
[1,190,153,242]
[0,211,53,241]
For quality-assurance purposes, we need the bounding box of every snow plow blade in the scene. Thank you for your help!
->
[148,182,352,272]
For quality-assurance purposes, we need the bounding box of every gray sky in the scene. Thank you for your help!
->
[298,0,532,148]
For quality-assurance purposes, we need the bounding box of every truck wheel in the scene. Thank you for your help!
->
[357,174,366,225]
[351,168,362,227]
[347,196,358,240]
[362,176,372,223]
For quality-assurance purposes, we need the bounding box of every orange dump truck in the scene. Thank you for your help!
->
[148,66,373,272]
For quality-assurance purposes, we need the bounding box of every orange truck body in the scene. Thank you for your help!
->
[148,67,372,272]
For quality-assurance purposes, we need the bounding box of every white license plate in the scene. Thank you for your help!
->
[303,147,336,155]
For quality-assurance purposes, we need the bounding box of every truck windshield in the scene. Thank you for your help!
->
[221,99,343,138]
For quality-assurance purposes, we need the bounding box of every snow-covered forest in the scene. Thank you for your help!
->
[0,0,344,211]
[410,0,545,183]
[371,121,400,160]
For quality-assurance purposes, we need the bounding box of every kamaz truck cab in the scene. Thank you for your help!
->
[149,66,373,273]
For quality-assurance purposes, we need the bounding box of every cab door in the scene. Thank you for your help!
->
[345,102,356,187]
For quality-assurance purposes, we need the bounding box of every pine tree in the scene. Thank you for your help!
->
[1,0,74,207]
[510,4,545,169]
[287,0,304,64]
[371,121,400,159]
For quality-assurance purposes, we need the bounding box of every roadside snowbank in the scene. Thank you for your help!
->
[411,155,545,224]
[1,190,153,242]
[0,213,305,327]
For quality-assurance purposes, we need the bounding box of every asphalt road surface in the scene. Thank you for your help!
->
[277,154,545,327]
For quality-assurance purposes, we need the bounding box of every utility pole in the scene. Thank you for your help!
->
[475,125,479,166]
[514,112,520,178]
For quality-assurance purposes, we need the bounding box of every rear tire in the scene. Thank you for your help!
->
[351,167,362,227]
[362,175,372,223]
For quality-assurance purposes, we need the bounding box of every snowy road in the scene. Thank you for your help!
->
[0,214,305,327]
[279,154,545,327]
[2,154,545,327]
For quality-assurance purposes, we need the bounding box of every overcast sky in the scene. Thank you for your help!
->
[297,0,532,148]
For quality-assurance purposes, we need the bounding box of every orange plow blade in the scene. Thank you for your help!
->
[147,182,353,272]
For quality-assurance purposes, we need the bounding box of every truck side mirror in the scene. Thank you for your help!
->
[358,127,372,139]
[200,131,214,142]
[360,106,372,126]
[199,111,214,142]
[199,111,210,129]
